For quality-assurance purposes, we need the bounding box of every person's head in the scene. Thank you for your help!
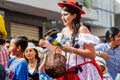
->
[105,27,120,47]
[0,31,5,45]
[9,36,28,56]
[4,39,10,49]
[58,0,85,46]
[95,56,108,74]
[24,42,41,63]
[58,1,85,27]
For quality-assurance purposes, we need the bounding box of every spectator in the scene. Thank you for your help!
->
[24,42,42,80]
[8,36,28,80]
[95,56,112,80]
[0,15,9,69]
[0,64,6,80]
[95,27,120,80]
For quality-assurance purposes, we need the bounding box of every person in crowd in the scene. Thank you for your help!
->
[95,27,120,80]
[38,53,54,80]
[4,39,10,50]
[24,42,41,80]
[0,15,9,69]
[0,64,6,80]
[39,0,103,80]
[38,28,58,80]
[8,36,28,80]
[95,56,113,80]
[96,51,109,60]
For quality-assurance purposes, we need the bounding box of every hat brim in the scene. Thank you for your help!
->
[58,2,85,15]
[96,61,105,66]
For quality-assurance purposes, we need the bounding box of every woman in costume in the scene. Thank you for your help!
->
[39,0,103,80]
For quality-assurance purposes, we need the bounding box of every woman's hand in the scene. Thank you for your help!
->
[96,51,109,60]
[39,39,62,53]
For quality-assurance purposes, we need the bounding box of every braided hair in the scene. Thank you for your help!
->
[62,2,82,47]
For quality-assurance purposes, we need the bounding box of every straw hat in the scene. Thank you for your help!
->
[58,0,85,14]
[95,56,108,74]
[26,42,43,58]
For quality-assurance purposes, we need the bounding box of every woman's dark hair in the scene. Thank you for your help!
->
[105,27,120,42]
[62,2,81,47]
[34,49,41,63]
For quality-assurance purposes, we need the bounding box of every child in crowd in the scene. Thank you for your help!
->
[8,36,28,80]
[95,56,113,80]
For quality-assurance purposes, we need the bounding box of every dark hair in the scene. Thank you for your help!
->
[105,27,120,42]
[5,39,10,43]
[62,3,81,47]
[14,36,28,52]
[34,49,41,63]
[0,31,5,44]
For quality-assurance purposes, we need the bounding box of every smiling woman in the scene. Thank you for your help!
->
[24,42,41,80]
[39,0,103,80]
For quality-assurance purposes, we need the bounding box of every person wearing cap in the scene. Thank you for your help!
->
[95,56,113,80]
[95,27,120,80]
[39,0,103,80]
[24,42,42,80]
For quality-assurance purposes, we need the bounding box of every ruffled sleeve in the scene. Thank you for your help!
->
[78,33,100,45]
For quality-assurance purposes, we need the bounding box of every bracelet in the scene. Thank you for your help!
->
[98,51,102,57]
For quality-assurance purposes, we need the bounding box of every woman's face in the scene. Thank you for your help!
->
[61,10,76,27]
[25,48,36,60]
[112,32,120,46]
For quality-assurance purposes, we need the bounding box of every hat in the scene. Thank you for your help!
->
[0,15,7,39]
[95,56,106,66]
[26,42,43,57]
[95,56,108,74]
[58,0,85,14]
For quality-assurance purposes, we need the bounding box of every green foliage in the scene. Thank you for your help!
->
[83,0,89,8]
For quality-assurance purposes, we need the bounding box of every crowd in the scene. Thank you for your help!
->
[0,0,120,80]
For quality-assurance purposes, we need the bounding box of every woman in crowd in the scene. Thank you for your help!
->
[24,42,41,80]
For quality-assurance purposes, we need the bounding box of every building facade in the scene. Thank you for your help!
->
[0,0,115,41]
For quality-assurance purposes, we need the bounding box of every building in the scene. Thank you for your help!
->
[115,0,120,29]
[0,0,115,41]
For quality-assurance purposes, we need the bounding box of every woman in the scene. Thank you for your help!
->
[40,0,103,80]
[24,42,41,80]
